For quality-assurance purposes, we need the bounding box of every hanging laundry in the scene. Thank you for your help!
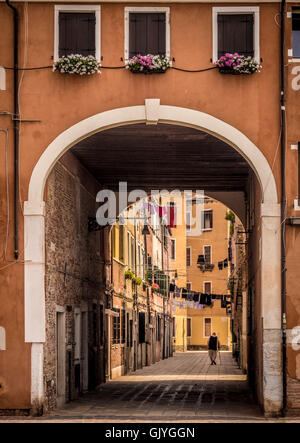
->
[181,288,187,299]
[167,205,176,228]
[174,286,181,298]
[218,261,223,270]
[200,293,207,305]
[206,294,212,305]
[187,291,193,301]
[193,292,200,302]
[169,283,175,292]
[223,258,228,268]
[158,206,167,217]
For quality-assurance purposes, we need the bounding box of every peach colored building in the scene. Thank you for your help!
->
[0,0,300,416]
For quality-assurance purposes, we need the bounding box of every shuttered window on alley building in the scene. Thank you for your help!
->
[187,318,192,338]
[139,312,146,344]
[129,13,166,58]
[292,9,300,58]
[202,210,213,230]
[218,14,254,58]
[204,281,212,295]
[59,12,96,57]
[113,309,120,344]
[204,318,212,337]
[204,246,212,264]
[186,247,191,267]
[121,309,126,344]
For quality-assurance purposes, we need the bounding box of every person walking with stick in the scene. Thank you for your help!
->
[208,332,221,365]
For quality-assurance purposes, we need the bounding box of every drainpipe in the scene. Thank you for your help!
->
[6,0,19,260]
[280,0,287,416]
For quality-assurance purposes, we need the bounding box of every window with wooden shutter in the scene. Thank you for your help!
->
[204,318,212,337]
[292,10,300,58]
[139,312,146,343]
[217,14,254,58]
[204,282,212,295]
[121,309,126,344]
[202,210,213,230]
[129,13,166,58]
[113,309,120,344]
[59,12,96,57]
[204,246,212,264]
[187,318,192,338]
[186,247,191,267]
[170,239,176,260]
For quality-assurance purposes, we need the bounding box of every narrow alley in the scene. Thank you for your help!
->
[45,352,261,422]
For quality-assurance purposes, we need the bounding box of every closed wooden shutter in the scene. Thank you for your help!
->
[186,247,191,267]
[292,12,300,58]
[218,14,254,58]
[129,13,166,57]
[187,318,192,337]
[204,246,211,264]
[204,282,212,295]
[139,312,146,343]
[204,318,212,337]
[59,12,96,57]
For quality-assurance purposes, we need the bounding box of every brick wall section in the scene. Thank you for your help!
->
[44,153,104,411]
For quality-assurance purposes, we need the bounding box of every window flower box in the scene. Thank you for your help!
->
[126,54,170,74]
[215,53,261,75]
[151,283,160,293]
[53,54,101,75]
[125,270,134,280]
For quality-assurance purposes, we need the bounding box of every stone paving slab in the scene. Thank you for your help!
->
[2,352,299,422]
[42,352,262,421]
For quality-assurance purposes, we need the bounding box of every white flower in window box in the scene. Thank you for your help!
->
[127,54,170,74]
[215,53,261,75]
[53,54,101,75]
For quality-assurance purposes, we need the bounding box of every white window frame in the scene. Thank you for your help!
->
[203,245,212,264]
[186,246,192,267]
[202,208,213,232]
[54,5,101,62]
[187,317,192,338]
[172,317,176,338]
[186,211,192,233]
[127,231,131,268]
[203,281,212,294]
[204,317,212,338]
[124,7,170,62]
[212,6,260,63]
[170,238,176,260]
[290,10,300,62]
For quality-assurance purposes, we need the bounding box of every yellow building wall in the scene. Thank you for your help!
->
[172,197,232,351]
[187,301,231,349]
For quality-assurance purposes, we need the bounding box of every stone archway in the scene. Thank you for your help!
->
[24,99,281,414]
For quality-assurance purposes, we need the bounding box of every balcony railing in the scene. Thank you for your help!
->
[198,263,215,272]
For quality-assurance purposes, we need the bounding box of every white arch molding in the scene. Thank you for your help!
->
[24,100,282,415]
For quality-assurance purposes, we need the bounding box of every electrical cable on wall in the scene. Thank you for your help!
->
[3,64,218,73]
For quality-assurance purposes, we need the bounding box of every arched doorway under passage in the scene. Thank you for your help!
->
[24,100,281,415]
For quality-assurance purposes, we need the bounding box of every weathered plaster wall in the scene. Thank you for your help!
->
[44,152,103,411]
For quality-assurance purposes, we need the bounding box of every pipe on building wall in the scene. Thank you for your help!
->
[5,0,19,260]
[280,0,287,416]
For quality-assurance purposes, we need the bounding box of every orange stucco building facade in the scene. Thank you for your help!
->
[0,0,300,416]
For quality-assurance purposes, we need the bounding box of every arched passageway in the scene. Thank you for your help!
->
[24,103,281,416]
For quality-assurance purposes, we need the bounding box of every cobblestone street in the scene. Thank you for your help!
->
[2,352,300,422]
[46,351,262,421]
